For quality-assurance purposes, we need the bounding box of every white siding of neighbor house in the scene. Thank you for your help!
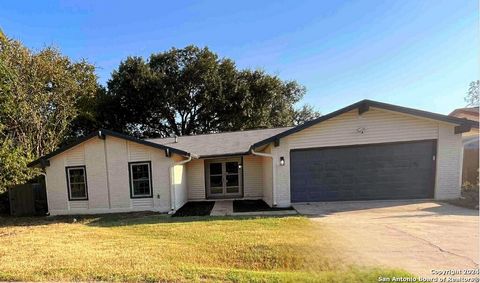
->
[45,136,177,215]
[269,108,462,207]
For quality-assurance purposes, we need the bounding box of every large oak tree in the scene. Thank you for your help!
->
[99,46,319,138]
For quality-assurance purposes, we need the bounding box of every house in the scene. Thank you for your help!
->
[28,100,478,215]
[449,107,479,185]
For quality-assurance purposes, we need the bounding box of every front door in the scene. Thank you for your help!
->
[205,158,243,198]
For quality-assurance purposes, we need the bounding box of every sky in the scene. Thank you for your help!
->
[0,0,478,114]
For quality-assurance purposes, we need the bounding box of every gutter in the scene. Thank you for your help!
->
[251,149,277,206]
[169,154,196,213]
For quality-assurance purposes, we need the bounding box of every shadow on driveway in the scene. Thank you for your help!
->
[293,199,479,218]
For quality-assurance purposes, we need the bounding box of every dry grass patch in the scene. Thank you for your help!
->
[0,213,410,282]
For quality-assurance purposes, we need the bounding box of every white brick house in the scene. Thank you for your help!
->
[29,100,477,215]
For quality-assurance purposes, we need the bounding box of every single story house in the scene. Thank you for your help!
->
[29,100,478,215]
[449,106,479,185]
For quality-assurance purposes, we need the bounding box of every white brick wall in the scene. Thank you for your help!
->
[435,124,462,199]
[45,137,176,215]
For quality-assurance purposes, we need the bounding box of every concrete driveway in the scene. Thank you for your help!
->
[294,200,479,276]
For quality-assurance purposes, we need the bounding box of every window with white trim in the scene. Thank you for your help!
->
[66,166,88,200]
[129,162,152,198]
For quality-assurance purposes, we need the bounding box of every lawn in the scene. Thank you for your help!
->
[0,213,411,282]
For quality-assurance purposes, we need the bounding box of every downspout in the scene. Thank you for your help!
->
[251,148,277,206]
[169,154,194,213]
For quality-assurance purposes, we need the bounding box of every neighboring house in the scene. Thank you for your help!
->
[29,100,478,215]
[449,107,479,185]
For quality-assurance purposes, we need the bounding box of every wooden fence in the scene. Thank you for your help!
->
[9,183,48,216]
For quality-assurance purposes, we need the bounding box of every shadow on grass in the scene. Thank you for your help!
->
[0,211,298,228]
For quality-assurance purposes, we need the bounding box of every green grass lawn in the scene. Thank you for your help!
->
[0,213,411,282]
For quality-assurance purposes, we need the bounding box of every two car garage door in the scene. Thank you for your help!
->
[290,140,436,202]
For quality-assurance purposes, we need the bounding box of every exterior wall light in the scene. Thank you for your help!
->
[280,156,285,166]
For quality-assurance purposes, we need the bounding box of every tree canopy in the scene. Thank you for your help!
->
[0,32,98,191]
[0,35,318,191]
[465,80,479,107]
[98,46,319,138]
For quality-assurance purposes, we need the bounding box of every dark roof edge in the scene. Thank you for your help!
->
[251,99,478,149]
[28,129,191,168]
[197,151,250,159]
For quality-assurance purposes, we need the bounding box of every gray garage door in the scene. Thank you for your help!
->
[290,140,436,202]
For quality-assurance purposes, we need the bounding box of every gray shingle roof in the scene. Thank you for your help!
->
[146,127,292,157]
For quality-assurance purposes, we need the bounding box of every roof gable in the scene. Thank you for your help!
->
[251,99,478,149]
[146,127,292,158]
[28,129,190,168]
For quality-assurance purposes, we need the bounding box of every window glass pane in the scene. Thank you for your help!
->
[210,187,223,194]
[226,174,239,186]
[71,183,86,198]
[226,187,239,193]
[210,175,222,187]
[133,180,150,195]
[69,169,85,183]
[209,163,222,175]
[132,164,149,180]
[131,163,151,196]
[226,162,238,174]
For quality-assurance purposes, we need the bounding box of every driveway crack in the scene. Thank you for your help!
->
[384,224,478,266]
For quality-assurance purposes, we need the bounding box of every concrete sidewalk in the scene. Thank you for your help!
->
[210,200,298,216]
[210,200,233,216]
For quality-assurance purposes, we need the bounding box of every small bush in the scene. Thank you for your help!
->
[462,182,479,193]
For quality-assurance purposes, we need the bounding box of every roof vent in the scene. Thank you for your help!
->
[174,135,178,143]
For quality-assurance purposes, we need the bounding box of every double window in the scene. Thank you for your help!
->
[66,166,88,200]
[65,161,153,201]
[129,162,153,198]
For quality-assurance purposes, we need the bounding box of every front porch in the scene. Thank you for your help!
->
[184,154,274,205]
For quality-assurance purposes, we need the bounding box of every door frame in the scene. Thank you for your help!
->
[204,157,244,199]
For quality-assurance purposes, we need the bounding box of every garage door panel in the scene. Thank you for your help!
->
[290,140,436,202]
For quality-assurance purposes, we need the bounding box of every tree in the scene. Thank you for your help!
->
[100,46,310,137]
[293,104,321,125]
[0,33,98,191]
[465,80,479,107]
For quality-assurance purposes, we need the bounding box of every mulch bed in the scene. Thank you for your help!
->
[233,199,294,213]
[172,201,215,217]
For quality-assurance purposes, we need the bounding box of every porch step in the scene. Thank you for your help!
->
[210,200,233,216]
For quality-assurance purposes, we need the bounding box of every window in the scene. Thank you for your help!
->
[66,166,88,200]
[129,162,152,198]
